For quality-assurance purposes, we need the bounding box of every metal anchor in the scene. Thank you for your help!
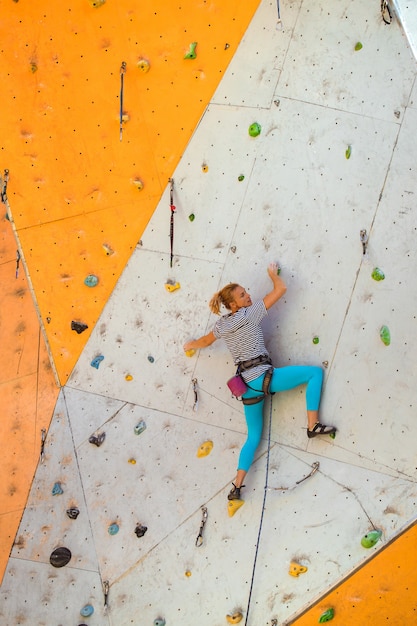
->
[360,229,368,255]
[192,378,198,411]
[195,506,208,547]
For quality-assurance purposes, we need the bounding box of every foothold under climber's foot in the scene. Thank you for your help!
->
[184,42,197,59]
[289,561,308,577]
[50,546,72,568]
[52,482,63,496]
[197,440,213,458]
[134,523,148,538]
[361,529,382,548]
[226,611,243,624]
[91,355,104,369]
[71,321,88,334]
[185,349,196,357]
[319,607,335,622]
[89,432,106,447]
[228,499,244,517]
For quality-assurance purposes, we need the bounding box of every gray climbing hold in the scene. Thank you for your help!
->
[134,523,148,538]
[52,482,63,496]
[91,355,104,369]
[134,420,147,435]
[71,321,88,334]
[89,432,106,447]
[50,546,72,568]
[154,619,166,626]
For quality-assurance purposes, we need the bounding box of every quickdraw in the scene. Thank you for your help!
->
[1,168,9,203]
[192,378,198,411]
[195,506,208,547]
[168,177,176,267]
[267,461,320,491]
[40,428,46,464]
[381,0,392,24]
[15,250,21,279]
[103,579,109,611]
[119,61,126,141]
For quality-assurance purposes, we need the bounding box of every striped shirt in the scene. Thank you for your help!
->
[212,300,271,382]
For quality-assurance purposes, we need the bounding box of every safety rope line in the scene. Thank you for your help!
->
[244,394,274,626]
[119,61,126,141]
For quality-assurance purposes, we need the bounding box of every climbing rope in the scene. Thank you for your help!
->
[244,395,274,626]
[169,177,176,267]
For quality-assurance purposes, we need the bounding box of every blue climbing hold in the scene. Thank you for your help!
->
[80,604,94,617]
[154,619,166,626]
[91,355,104,369]
[84,274,99,287]
[108,523,119,535]
[52,482,63,496]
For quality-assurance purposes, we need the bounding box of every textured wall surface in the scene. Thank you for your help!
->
[1,0,417,625]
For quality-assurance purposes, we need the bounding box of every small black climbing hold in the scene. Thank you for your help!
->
[89,432,106,447]
[134,523,148,538]
[71,321,88,334]
[50,546,72,568]
[66,507,80,519]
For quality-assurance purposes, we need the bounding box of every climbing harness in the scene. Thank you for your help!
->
[119,61,126,141]
[242,366,274,406]
[195,506,208,547]
[267,461,320,491]
[168,177,176,267]
[244,395,274,626]
[192,378,199,411]
[381,0,392,24]
[40,428,46,464]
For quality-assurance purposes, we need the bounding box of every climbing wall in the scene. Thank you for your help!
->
[2,0,260,385]
[1,0,417,625]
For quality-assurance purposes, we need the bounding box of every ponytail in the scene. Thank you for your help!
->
[209,283,239,315]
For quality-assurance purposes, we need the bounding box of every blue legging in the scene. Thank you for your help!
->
[238,365,323,472]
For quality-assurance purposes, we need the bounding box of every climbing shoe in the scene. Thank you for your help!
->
[307,422,336,438]
[227,483,244,500]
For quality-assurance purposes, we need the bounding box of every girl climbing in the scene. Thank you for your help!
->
[183,263,336,502]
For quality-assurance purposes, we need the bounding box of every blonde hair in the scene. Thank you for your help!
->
[209,283,239,315]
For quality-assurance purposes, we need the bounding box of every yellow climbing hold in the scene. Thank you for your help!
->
[102,243,114,256]
[185,569,192,577]
[165,282,180,292]
[185,349,196,357]
[202,163,209,173]
[128,458,136,464]
[137,58,150,73]
[125,374,133,381]
[226,611,243,624]
[289,561,308,577]
[197,440,213,458]
[227,499,244,517]
[132,178,144,190]
[88,0,106,7]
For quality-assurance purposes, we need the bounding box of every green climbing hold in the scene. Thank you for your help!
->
[329,431,336,439]
[248,122,261,137]
[312,336,319,345]
[319,607,335,622]
[184,42,197,59]
[379,325,391,346]
[238,175,245,182]
[345,145,352,159]
[371,267,385,281]
[354,42,363,51]
[361,529,382,548]
[188,213,195,222]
